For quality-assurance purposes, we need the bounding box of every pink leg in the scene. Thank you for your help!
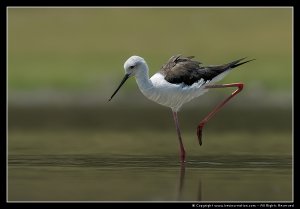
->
[197,83,244,146]
[172,111,186,162]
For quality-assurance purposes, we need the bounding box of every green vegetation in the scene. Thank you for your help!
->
[8,8,292,92]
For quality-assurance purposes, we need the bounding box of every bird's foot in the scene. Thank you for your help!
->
[180,149,186,163]
[180,156,186,163]
[197,124,204,146]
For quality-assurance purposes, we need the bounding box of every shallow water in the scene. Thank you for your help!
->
[8,106,293,201]
[8,154,292,201]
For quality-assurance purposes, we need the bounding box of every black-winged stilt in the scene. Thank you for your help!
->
[109,55,254,162]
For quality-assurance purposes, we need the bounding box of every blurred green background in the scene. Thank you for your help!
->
[8,8,292,156]
[8,7,293,202]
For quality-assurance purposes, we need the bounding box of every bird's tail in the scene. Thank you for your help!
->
[227,57,256,69]
[205,57,255,84]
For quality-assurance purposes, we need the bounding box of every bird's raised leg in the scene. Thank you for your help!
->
[197,83,244,146]
[172,111,186,162]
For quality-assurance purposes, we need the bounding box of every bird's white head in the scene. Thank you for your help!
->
[123,55,147,77]
[108,55,148,102]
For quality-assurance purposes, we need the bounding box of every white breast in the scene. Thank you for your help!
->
[139,73,208,111]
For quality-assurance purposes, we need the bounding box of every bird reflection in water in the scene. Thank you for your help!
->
[177,162,202,201]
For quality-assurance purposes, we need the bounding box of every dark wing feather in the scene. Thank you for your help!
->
[160,55,254,86]
[160,55,202,85]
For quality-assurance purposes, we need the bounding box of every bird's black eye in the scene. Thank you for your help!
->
[129,65,135,69]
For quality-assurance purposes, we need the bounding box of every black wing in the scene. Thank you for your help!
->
[160,55,254,86]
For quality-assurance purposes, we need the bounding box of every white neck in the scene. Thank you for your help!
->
[134,64,153,94]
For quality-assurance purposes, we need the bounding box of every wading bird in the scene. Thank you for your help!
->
[108,55,254,162]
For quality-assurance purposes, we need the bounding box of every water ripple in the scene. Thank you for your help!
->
[8,154,292,169]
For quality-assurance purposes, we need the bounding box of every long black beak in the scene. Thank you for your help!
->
[108,73,130,101]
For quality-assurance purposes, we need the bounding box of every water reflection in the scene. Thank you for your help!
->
[8,154,292,201]
[198,179,202,201]
[177,162,202,201]
[177,162,186,200]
